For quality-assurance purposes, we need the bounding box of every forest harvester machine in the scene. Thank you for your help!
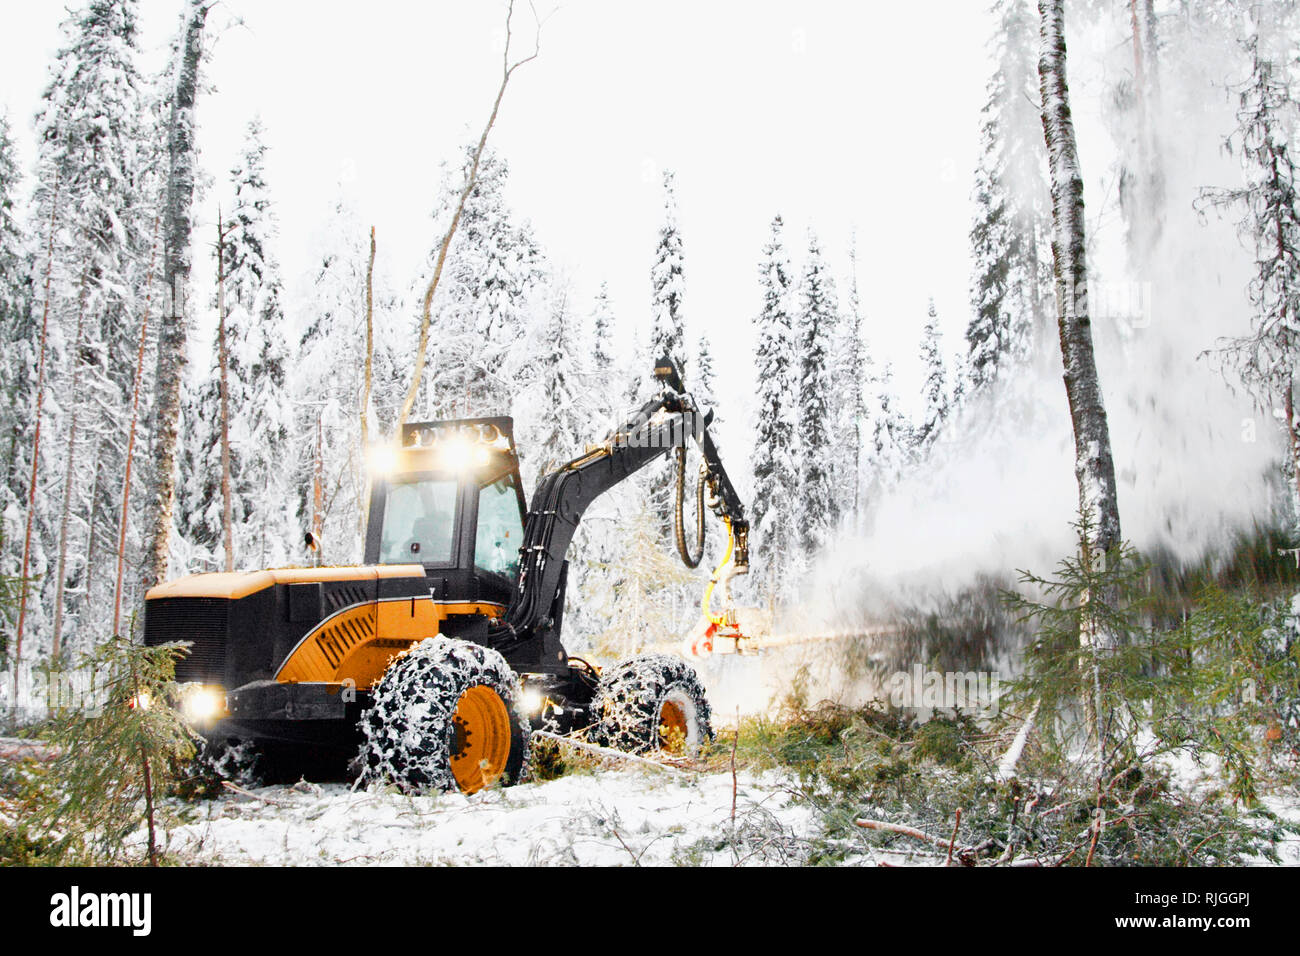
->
[143,358,752,793]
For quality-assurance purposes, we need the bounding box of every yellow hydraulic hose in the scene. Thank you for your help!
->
[701,517,735,627]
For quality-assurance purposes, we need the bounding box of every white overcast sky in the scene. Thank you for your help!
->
[1,0,994,435]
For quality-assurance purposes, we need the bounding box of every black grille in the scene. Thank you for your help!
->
[144,597,229,683]
[327,584,368,612]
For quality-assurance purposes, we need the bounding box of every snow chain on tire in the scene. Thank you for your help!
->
[591,653,713,755]
[357,636,532,794]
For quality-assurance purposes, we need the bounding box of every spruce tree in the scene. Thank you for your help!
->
[693,332,718,426]
[966,0,1051,392]
[865,362,914,497]
[1202,37,1300,525]
[0,113,30,639]
[919,298,950,445]
[649,170,687,372]
[751,216,798,603]
[795,231,840,558]
[0,113,28,503]
[289,196,401,565]
[180,121,293,570]
[644,171,689,536]
[588,281,620,426]
[836,243,870,527]
[27,0,153,655]
[417,146,543,420]
[523,287,593,477]
[590,281,616,378]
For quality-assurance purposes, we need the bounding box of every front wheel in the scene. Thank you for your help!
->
[591,654,713,756]
[357,637,531,794]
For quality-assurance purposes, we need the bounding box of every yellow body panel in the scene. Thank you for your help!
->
[275,598,505,688]
[147,564,505,692]
[145,564,428,601]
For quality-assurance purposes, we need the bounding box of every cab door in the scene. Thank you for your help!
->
[470,468,527,607]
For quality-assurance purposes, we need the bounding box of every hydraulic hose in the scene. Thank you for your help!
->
[674,444,706,568]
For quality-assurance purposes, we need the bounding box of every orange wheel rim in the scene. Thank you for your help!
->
[449,685,511,793]
[658,699,688,753]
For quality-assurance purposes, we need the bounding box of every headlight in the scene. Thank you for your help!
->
[179,684,226,725]
[366,443,398,475]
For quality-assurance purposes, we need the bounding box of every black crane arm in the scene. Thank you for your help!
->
[493,358,749,645]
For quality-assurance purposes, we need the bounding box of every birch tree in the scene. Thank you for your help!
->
[1038,0,1122,562]
[397,0,541,432]
[412,147,544,421]
[145,0,209,590]
[1038,0,1123,764]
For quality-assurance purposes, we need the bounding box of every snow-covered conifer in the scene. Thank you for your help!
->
[919,299,950,445]
[750,216,799,602]
[648,170,687,372]
[0,114,29,492]
[794,231,840,558]
[1202,36,1300,524]
[417,146,544,420]
[966,0,1051,392]
[834,243,870,528]
[181,121,293,570]
[28,0,154,653]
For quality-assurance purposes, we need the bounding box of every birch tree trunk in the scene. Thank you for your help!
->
[144,0,208,591]
[1038,0,1122,562]
[396,0,540,432]
[1039,0,1123,765]
[113,217,161,637]
[216,210,234,573]
[13,175,60,707]
[50,264,91,662]
[360,226,376,542]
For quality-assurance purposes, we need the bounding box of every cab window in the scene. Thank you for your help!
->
[475,475,524,580]
[378,478,458,564]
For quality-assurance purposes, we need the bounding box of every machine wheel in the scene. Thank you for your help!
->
[357,636,531,794]
[591,654,713,756]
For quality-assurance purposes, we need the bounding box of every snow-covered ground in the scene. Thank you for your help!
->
[155,767,820,866]
[121,760,1300,866]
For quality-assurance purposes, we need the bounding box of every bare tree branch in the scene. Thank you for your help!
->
[396,0,542,432]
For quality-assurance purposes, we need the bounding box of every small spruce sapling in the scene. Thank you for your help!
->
[21,631,195,865]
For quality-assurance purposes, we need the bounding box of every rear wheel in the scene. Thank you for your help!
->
[591,654,712,755]
[358,637,531,794]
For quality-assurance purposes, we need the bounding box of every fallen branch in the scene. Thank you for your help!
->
[0,737,61,762]
[856,816,991,866]
[531,729,686,774]
[996,698,1040,781]
[221,780,297,808]
[855,817,952,848]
